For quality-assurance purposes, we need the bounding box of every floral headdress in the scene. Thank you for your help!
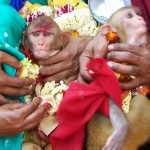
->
[26,11,45,24]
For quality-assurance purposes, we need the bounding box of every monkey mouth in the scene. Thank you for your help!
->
[34,50,60,59]
[34,50,49,59]
[48,50,60,56]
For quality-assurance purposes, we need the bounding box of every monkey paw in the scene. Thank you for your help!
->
[102,125,128,150]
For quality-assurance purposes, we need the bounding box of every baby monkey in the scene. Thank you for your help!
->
[86,6,150,150]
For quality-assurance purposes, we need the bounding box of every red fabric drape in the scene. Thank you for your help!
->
[131,0,150,31]
[50,58,122,150]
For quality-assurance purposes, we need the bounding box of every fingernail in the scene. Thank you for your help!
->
[108,45,114,50]
[107,53,110,59]
[89,70,94,74]
[33,79,36,85]
[18,63,22,68]
[107,61,113,68]
[44,102,51,109]
[36,97,42,102]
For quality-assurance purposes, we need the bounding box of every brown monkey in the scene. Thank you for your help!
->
[85,6,150,150]
[20,16,71,150]
[86,96,150,150]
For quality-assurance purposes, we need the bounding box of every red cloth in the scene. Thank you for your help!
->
[131,0,150,31]
[50,58,122,150]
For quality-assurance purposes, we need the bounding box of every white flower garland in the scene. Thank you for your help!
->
[54,8,99,36]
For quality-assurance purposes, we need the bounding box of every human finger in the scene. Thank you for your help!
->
[39,59,74,76]
[23,102,50,127]
[79,49,93,81]
[108,44,145,56]
[38,50,68,66]
[107,51,140,65]
[0,94,19,105]
[43,67,78,83]
[120,78,140,90]
[1,102,25,110]
[107,61,140,76]
[0,51,21,68]
[0,86,33,97]
[17,97,43,118]
[66,75,77,83]
[0,72,35,87]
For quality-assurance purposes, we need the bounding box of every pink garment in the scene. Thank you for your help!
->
[50,58,122,150]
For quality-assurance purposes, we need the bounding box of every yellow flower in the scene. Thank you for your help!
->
[52,0,82,7]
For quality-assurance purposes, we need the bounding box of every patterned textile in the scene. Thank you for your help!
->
[0,4,26,150]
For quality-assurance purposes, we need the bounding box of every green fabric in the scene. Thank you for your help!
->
[29,0,48,5]
[0,4,26,150]
[0,0,10,4]
[0,3,25,102]
[0,133,24,150]
[0,4,26,76]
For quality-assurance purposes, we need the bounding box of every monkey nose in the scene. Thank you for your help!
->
[38,42,44,46]
[137,16,143,20]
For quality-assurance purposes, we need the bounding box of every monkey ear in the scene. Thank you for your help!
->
[61,32,70,47]
[22,31,26,48]
[100,23,112,35]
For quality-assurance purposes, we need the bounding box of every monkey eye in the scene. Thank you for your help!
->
[43,31,54,36]
[32,31,40,36]
[126,13,133,18]
[136,12,142,16]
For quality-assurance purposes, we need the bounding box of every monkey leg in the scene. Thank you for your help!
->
[85,95,150,150]
[44,144,52,150]
[102,99,128,150]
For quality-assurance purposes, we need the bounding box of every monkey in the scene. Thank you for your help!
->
[85,6,150,150]
[86,95,150,150]
[20,16,71,150]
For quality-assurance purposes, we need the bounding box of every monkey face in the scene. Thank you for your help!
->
[24,16,63,60]
[28,29,59,59]
[121,7,147,35]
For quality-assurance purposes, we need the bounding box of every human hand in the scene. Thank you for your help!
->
[107,43,150,89]
[0,97,50,136]
[79,30,109,82]
[0,51,35,97]
[38,36,92,83]
[0,94,20,105]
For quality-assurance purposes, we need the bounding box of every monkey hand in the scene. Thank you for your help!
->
[0,51,35,98]
[107,43,150,90]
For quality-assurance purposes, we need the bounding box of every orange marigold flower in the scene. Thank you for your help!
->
[105,31,119,43]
